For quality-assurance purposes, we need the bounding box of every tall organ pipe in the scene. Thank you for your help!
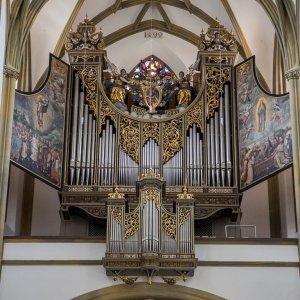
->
[75,92,84,185]
[219,95,226,186]
[210,117,215,186]
[86,113,92,185]
[207,123,211,186]
[91,120,96,184]
[215,112,220,186]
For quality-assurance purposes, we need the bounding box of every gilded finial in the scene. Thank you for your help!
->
[108,186,125,199]
[177,186,193,200]
[141,166,161,179]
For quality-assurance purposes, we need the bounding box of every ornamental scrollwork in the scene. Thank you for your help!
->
[119,117,140,163]
[178,208,190,225]
[65,16,105,51]
[141,190,160,207]
[163,118,183,163]
[142,122,160,145]
[99,98,117,130]
[111,207,122,225]
[162,211,176,239]
[186,100,203,132]
[75,66,98,116]
[125,211,140,238]
[206,66,230,118]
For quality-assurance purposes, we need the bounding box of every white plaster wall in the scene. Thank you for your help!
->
[240,181,270,237]
[31,179,61,236]
[0,0,7,107]
[5,165,24,235]
[278,168,297,238]
[0,242,299,300]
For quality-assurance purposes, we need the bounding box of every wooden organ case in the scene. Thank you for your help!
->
[59,18,242,282]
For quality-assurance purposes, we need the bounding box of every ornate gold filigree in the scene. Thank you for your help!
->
[119,117,140,163]
[186,100,203,131]
[110,86,126,103]
[142,123,160,145]
[162,211,176,239]
[141,189,160,207]
[177,89,191,106]
[65,16,105,51]
[75,66,98,116]
[163,118,183,163]
[199,19,237,52]
[108,187,125,199]
[178,208,190,225]
[119,276,138,285]
[99,99,117,129]
[111,207,122,225]
[206,66,230,118]
[125,211,140,238]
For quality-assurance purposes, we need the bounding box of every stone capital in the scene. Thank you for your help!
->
[285,66,300,81]
[3,65,20,79]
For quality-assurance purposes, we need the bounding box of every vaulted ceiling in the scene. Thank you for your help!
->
[30,0,277,90]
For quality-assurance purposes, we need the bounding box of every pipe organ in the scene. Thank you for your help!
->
[58,17,242,282]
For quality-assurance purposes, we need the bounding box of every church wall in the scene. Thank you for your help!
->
[240,181,271,237]
[0,241,299,300]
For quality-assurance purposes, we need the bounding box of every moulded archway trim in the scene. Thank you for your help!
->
[71,283,226,300]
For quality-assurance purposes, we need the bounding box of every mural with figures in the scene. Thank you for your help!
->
[10,54,69,189]
[235,56,292,191]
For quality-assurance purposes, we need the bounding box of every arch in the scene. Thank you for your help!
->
[71,283,226,300]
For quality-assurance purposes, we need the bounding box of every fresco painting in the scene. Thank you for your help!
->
[10,55,68,189]
[236,57,292,191]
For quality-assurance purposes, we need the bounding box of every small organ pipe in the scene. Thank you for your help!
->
[207,123,211,186]
[91,120,95,184]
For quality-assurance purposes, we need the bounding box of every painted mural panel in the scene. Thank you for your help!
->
[10,54,69,189]
[235,57,292,191]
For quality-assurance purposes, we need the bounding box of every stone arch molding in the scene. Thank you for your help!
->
[71,283,226,300]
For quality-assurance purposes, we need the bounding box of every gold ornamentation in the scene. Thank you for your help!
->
[140,81,163,113]
[179,208,190,225]
[3,65,20,79]
[75,66,98,116]
[186,100,203,131]
[125,211,140,238]
[199,19,237,52]
[206,66,230,118]
[111,207,122,225]
[119,276,138,285]
[65,16,104,51]
[164,109,179,117]
[141,166,161,179]
[110,86,126,103]
[99,99,117,129]
[142,123,160,145]
[162,211,176,239]
[163,119,183,163]
[162,277,180,285]
[177,89,191,106]
[131,105,147,117]
[141,189,160,206]
[119,117,140,163]
[177,186,194,200]
[108,187,125,199]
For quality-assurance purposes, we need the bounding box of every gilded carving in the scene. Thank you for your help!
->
[162,211,176,239]
[119,117,140,163]
[163,118,183,163]
[99,99,117,129]
[125,211,140,238]
[111,207,122,225]
[142,123,160,145]
[206,66,230,118]
[178,208,190,225]
[75,66,98,115]
[186,100,203,131]
[141,189,160,207]
[3,65,20,79]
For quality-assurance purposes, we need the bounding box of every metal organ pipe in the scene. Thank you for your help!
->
[215,112,220,186]
[91,120,96,184]
[75,92,84,185]
[206,123,211,186]
[219,95,226,186]
[81,105,88,184]
[210,117,215,186]
[86,114,92,185]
